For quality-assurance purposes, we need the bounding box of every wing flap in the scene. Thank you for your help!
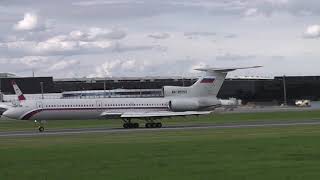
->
[100,112,123,118]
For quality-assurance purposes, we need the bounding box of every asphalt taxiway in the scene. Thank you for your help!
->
[1,119,320,137]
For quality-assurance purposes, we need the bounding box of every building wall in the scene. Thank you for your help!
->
[0,77,54,94]
[53,79,195,92]
[1,76,320,103]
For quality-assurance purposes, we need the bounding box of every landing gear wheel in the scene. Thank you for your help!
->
[133,123,139,128]
[145,123,162,128]
[123,123,139,129]
[38,126,44,132]
[123,123,129,129]
[156,123,162,128]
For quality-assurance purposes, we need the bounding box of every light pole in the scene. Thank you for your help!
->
[0,79,2,102]
[103,77,106,98]
[282,75,287,106]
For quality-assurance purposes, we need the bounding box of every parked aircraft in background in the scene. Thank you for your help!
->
[0,81,26,115]
[2,66,261,132]
[0,103,12,115]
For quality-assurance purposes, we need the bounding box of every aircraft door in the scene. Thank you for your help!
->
[36,101,43,109]
[96,101,103,111]
[129,102,135,109]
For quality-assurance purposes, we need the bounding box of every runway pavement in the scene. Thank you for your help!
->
[1,119,320,137]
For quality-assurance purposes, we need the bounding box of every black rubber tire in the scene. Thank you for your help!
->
[123,123,128,129]
[133,123,139,128]
[156,123,162,128]
[38,126,44,132]
[150,123,156,128]
[145,123,150,128]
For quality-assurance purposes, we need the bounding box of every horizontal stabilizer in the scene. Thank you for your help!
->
[195,66,262,73]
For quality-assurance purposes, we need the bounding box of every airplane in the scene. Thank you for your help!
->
[2,66,261,132]
[0,81,25,115]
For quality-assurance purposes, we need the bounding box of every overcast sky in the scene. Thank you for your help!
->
[0,0,319,78]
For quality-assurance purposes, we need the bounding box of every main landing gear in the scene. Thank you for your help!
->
[122,118,139,129]
[145,118,162,128]
[122,118,163,129]
[122,122,162,129]
[145,122,162,128]
[123,123,139,129]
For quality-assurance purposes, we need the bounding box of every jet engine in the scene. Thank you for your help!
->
[168,99,199,111]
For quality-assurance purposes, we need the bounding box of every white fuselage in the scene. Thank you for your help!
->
[3,97,219,121]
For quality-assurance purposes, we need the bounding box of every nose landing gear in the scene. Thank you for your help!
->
[38,126,45,132]
[34,120,46,132]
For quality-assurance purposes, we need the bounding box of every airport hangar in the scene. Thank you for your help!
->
[0,73,319,105]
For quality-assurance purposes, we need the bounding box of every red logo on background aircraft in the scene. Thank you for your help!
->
[11,81,26,101]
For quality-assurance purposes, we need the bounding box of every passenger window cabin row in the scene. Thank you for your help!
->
[44,103,167,108]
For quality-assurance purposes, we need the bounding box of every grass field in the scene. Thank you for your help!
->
[1,125,320,180]
[1,110,320,180]
[1,110,320,131]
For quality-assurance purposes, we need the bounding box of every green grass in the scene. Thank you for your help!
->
[1,110,320,131]
[1,126,320,179]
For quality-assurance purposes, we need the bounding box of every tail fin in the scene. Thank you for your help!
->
[11,81,26,101]
[191,66,262,97]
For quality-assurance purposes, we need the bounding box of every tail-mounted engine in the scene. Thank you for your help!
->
[168,99,199,111]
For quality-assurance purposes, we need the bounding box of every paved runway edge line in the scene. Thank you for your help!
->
[1,120,320,137]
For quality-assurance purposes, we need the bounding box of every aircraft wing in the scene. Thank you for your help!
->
[100,112,123,118]
[100,111,212,118]
[121,111,212,118]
